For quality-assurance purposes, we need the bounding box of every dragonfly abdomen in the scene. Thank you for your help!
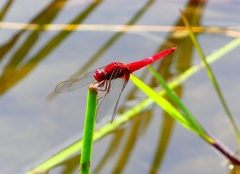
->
[127,47,177,72]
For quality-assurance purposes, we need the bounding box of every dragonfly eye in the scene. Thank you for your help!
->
[94,69,106,82]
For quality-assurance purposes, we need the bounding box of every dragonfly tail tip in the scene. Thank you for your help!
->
[172,47,178,51]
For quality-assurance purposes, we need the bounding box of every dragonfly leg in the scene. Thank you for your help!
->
[96,67,121,101]
[97,80,111,100]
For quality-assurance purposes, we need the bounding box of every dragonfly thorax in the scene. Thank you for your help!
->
[94,62,129,82]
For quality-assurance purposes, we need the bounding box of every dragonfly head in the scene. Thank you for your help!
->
[94,68,106,82]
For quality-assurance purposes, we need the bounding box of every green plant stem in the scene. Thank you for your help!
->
[80,84,98,174]
[131,74,240,165]
[180,9,240,145]
[148,66,240,164]
[207,134,240,165]
[148,65,211,143]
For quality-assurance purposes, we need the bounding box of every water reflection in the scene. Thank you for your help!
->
[0,0,101,96]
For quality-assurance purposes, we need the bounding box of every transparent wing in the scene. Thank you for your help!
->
[96,78,127,123]
[55,67,105,93]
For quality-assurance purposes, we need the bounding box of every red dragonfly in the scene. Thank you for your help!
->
[56,47,177,123]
